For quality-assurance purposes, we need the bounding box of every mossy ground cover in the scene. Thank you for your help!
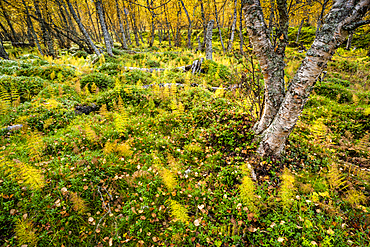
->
[0,34,369,247]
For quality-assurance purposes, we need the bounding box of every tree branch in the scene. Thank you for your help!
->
[343,19,370,30]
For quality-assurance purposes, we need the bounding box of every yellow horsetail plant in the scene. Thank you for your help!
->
[161,167,177,191]
[279,168,296,210]
[69,192,88,214]
[15,219,38,247]
[1,158,45,190]
[168,200,189,223]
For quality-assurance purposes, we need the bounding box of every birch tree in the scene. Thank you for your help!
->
[244,0,370,157]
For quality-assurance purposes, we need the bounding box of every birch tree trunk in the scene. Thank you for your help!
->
[115,0,128,49]
[346,32,353,50]
[179,0,193,49]
[245,0,287,136]
[33,0,56,57]
[227,0,238,52]
[213,0,226,53]
[66,0,101,56]
[21,0,43,55]
[95,0,114,56]
[0,36,8,59]
[205,20,214,60]
[296,18,305,43]
[244,0,370,157]
[239,0,245,54]
[0,0,17,46]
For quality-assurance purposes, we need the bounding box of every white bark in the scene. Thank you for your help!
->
[251,0,370,157]
[205,20,214,60]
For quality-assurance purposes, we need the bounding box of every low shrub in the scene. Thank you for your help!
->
[80,72,115,91]
[0,75,47,102]
[314,82,353,103]
[96,62,123,76]
[16,65,76,81]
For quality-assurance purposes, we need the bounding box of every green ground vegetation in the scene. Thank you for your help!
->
[0,28,369,246]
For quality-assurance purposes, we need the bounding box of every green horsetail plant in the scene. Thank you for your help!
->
[279,168,296,210]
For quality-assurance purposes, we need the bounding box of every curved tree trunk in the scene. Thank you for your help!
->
[34,0,56,57]
[115,0,128,49]
[244,0,370,157]
[244,0,287,136]
[66,0,101,56]
[95,0,113,56]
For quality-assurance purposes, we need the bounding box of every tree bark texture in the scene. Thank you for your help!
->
[205,20,214,60]
[95,0,113,56]
[213,0,226,53]
[227,0,238,52]
[33,0,55,57]
[244,0,287,136]
[179,0,193,49]
[66,0,101,56]
[115,0,128,49]
[244,0,370,157]
[0,35,9,59]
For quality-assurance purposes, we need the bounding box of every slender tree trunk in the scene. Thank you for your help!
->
[85,0,99,42]
[122,1,131,45]
[346,32,353,50]
[21,0,43,55]
[0,35,9,59]
[179,0,193,49]
[227,0,237,52]
[0,0,17,45]
[205,20,214,60]
[200,0,207,50]
[95,0,113,56]
[129,2,140,46]
[244,0,370,157]
[296,18,305,43]
[239,1,245,54]
[115,0,128,49]
[213,0,226,53]
[34,0,55,57]
[315,0,329,36]
[66,0,101,56]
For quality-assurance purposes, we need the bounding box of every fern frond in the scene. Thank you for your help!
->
[70,192,88,214]
[345,188,367,207]
[327,163,346,190]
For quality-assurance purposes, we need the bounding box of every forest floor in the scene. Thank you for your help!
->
[0,40,369,246]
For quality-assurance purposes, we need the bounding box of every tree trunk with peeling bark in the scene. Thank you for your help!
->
[66,0,101,57]
[227,0,238,52]
[244,0,370,157]
[95,0,113,56]
[205,20,214,60]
